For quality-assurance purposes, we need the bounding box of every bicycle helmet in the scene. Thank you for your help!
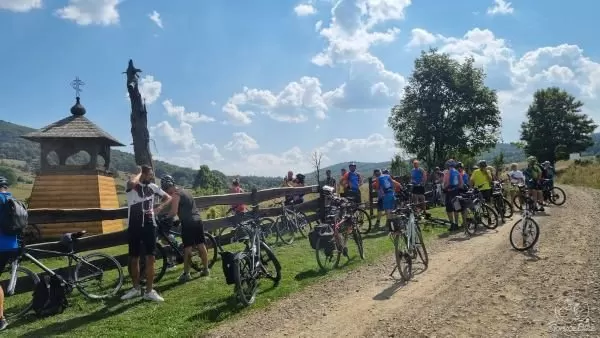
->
[527,156,537,163]
[160,175,176,190]
[446,159,456,168]
[0,176,8,188]
[348,162,356,167]
[478,160,487,167]
[295,173,305,183]
[382,168,390,174]
[456,162,463,169]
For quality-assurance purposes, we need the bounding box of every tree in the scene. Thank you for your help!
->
[520,87,597,163]
[193,165,221,194]
[388,49,501,169]
[311,151,323,186]
[491,151,505,178]
[390,154,409,177]
[0,166,17,186]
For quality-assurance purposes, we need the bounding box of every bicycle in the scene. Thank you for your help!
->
[225,205,281,306]
[313,196,365,271]
[137,216,218,284]
[509,183,540,251]
[458,187,499,237]
[2,231,124,319]
[491,180,513,223]
[272,200,311,244]
[217,208,278,247]
[540,179,566,206]
[389,203,429,281]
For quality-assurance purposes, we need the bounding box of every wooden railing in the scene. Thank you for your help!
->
[4,185,326,293]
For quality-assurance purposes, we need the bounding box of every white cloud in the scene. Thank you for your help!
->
[162,99,216,124]
[406,28,439,48]
[210,101,217,106]
[148,10,163,29]
[224,132,260,152]
[487,0,514,16]
[138,75,162,104]
[55,0,120,26]
[223,76,328,124]
[315,20,323,31]
[0,0,41,12]
[294,3,316,16]
[319,133,397,154]
[231,147,310,177]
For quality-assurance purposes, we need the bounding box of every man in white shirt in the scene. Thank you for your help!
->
[507,163,525,203]
[121,165,171,302]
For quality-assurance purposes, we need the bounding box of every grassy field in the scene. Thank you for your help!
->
[3,208,449,337]
[556,160,600,189]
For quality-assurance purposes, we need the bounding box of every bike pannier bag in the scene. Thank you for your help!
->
[219,251,237,285]
[308,224,329,250]
[0,197,28,235]
[31,275,69,317]
[452,196,462,212]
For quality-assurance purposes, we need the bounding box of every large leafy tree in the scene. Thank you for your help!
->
[193,165,222,194]
[388,49,501,169]
[520,87,596,163]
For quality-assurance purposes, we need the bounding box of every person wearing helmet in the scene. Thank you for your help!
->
[541,161,554,189]
[372,169,384,227]
[442,159,464,231]
[524,156,544,211]
[507,163,525,203]
[410,160,427,212]
[121,165,171,302]
[341,162,362,203]
[372,168,402,231]
[470,160,493,203]
[160,175,210,282]
[456,162,469,190]
[230,178,246,213]
[0,176,18,330]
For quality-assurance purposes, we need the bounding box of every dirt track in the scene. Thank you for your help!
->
[204,185,600,338]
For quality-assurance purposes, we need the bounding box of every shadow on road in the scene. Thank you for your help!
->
[373,279,406,301]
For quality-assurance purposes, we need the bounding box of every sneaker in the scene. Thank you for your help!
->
[178,272,192,283]
[199,268,210,277]
[120,287,141,300]
[0,317,7,331]
[342,247,349,257]
[143,289,164,302]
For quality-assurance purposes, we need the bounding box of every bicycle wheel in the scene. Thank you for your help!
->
[509,218,540,251]
[259,242,281,286]
[414,227,429,267]
[393,234,411,281]
[3,266,39,320]
[75,252,124,299]
[494,197,505,223]
[295,212,311,238]
[233,253,258,306]
[512,194,523,211]
[354,208,372,234]
[315,234,340,271]
[298,211,313,230]
[202,232,219,269]
[479,204,499,230]
[352,227,365,260]
[138,243,168,284]
[502,198,514,218]
[259,218,278,247]
[549,187,566,206]
[275,216,295,245]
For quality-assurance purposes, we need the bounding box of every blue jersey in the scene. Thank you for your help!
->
[411,168,424,185]
[378,175,394,195]
[0,192,19,252]
[347,171,360,191]
[448,169,460,190]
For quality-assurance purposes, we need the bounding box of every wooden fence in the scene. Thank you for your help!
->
[5,185,325,293]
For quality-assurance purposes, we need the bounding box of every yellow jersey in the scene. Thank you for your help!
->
[471,168,492,190]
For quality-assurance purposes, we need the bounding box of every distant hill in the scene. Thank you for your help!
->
[0,120,281,191]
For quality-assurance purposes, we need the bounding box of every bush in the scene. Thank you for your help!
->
[0,166,17,185]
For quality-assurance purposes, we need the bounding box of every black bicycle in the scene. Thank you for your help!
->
[137,216,218,284]
[491,180,513,223]
[2,231,124,319]
[540,179,566,206]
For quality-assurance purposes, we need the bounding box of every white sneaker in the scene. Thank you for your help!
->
[143,289,164,302]
[120,287,141,300]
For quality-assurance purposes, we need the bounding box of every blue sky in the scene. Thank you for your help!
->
[1,0,600,176]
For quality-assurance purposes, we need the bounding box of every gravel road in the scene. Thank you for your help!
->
[203,185,600,338]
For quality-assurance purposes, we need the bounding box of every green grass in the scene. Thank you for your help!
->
[3,209,448,337]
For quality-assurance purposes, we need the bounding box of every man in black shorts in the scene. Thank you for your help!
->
[121,165,171,302]
[160,175,210,282]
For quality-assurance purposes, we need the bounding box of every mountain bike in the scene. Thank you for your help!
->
[272,200,312,244]
[389,203,429,281]
[540,179,566,206]
[3,231,124,319]
[510,184,540,251]
[313,196,364,271]
[491,180,513,223]
[458,187,499,237]
[345,199,372,234]
[225,206,281,306]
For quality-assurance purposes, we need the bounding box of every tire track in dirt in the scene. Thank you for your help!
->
[203,186,600,338]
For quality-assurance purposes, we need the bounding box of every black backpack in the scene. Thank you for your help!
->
[0,196,28,236]
[31,275,69,317]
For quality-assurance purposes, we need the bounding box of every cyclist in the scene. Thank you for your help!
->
[541,161,554,189]
[324,169,336,191]
[524,156,544,211]
[457,162,469,190]
[341,162,362,203]
[0,176,18,330]
[410,160,427,213]
[443,159,464,231]
[338,168,347,197]
[507,163,525,203]
[121,165,172,302]
[470,160,493,203]
[160,175,210,282]
[372,169,401,231]
[372,169,384,228]
[230,178,246,213]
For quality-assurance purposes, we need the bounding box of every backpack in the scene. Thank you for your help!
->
[31,275,69,317]
[0,195,28,236]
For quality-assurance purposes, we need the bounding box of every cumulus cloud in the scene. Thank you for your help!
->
[294,3,316,16]
[0,0,41,12]
[224,132,260,152]
[162,99,216,124]
[487,0,514,16]
[55,0,120,26]
[148,10,163,28]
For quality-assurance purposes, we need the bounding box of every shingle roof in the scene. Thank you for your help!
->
[21,108,124,147]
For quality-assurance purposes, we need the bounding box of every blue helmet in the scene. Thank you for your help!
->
[446,159,457,168]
